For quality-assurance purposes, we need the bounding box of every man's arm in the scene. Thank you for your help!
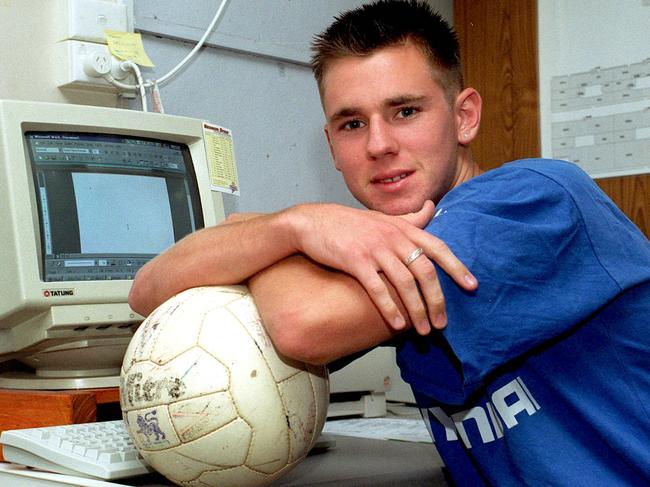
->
[128,211,295,316]
[248,254,405,365]
[129,202,477,333]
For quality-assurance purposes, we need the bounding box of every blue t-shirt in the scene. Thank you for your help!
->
[396,159,650,486]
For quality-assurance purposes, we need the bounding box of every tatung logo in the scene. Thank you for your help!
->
[421,377,540,448]
[43,288,75,297]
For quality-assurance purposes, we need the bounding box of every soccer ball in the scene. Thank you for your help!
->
[119,285,329,487]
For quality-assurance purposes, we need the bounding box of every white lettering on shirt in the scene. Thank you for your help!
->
[420,376,540,448]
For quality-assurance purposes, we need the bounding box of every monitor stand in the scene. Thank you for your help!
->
[0,338,127,390]
[0,371,120,390]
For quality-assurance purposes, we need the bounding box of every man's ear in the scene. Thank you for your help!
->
[324,124,342,171]
[454,87,482,145]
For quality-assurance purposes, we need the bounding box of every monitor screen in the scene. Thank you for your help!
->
[25,132,204,282]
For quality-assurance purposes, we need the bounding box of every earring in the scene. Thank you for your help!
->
[463,132,470,139]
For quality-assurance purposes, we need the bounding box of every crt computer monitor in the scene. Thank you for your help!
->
[0,99,225,389]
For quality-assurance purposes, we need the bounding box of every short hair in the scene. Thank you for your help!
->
[311,0,463,99]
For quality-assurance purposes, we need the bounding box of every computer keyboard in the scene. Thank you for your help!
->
[0,420,153,480]
[1,420,336,482]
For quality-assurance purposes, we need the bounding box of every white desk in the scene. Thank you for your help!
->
[0,435,448,487]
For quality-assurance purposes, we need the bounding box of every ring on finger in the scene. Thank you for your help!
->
[404,247,424,266]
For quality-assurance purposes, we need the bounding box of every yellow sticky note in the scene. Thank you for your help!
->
[203,123,240,196]
[104,30,155,67]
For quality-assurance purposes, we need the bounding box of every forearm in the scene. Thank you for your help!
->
[129,201,474,337]
[248,255,407,365]
[129,211,297,316]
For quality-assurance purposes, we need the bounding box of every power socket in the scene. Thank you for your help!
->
[83,50,111,77]
[57,39,135,92]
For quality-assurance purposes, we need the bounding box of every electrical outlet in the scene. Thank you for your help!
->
[57,40,135,92]
[84,50,112,77]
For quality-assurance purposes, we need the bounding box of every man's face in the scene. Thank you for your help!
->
[322,42,464,215]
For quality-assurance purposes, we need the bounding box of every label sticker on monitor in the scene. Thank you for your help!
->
[43,288,75,298]
[203,122,240,196]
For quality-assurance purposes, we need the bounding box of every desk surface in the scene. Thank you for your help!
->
[277,434,447,486]
[0,435,449,487]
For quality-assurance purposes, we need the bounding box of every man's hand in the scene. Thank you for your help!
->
[283,202,477,335]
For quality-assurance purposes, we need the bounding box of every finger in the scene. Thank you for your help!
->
[407,256,448,331]
[378,251,432,335]
[354,266,408,331]
[390,212,475,291]
[416,234,478,291]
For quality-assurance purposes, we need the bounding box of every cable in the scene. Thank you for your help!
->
[122,61,147,112]
[110,0,231,91]
[156,0,231,86]
[103,61,148,112]
[101,0,230,112]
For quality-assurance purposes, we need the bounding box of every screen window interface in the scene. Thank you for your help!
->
[26,132,204,282]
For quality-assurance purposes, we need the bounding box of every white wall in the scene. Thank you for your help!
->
[0,0,119,106]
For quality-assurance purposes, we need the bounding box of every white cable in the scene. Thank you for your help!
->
[123,61,147,112]
[156,0,230,86]
[109,0,231,91]
[102,75,133,91]
[103,61,148,112]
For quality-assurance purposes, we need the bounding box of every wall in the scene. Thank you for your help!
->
[0,0,119,106]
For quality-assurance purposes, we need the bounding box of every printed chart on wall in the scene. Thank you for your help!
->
[203,122,240,196]
[538,0,650,178]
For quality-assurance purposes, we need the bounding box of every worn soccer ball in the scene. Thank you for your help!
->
[119,285,329,487]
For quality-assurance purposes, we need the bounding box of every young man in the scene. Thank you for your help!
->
[130,1,650,485]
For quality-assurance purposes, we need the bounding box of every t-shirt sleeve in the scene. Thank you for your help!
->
[397,164,625,404]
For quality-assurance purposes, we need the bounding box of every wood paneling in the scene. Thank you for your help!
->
[453,0,649,237]
[597,174,650,235]
[454,0,540,170]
